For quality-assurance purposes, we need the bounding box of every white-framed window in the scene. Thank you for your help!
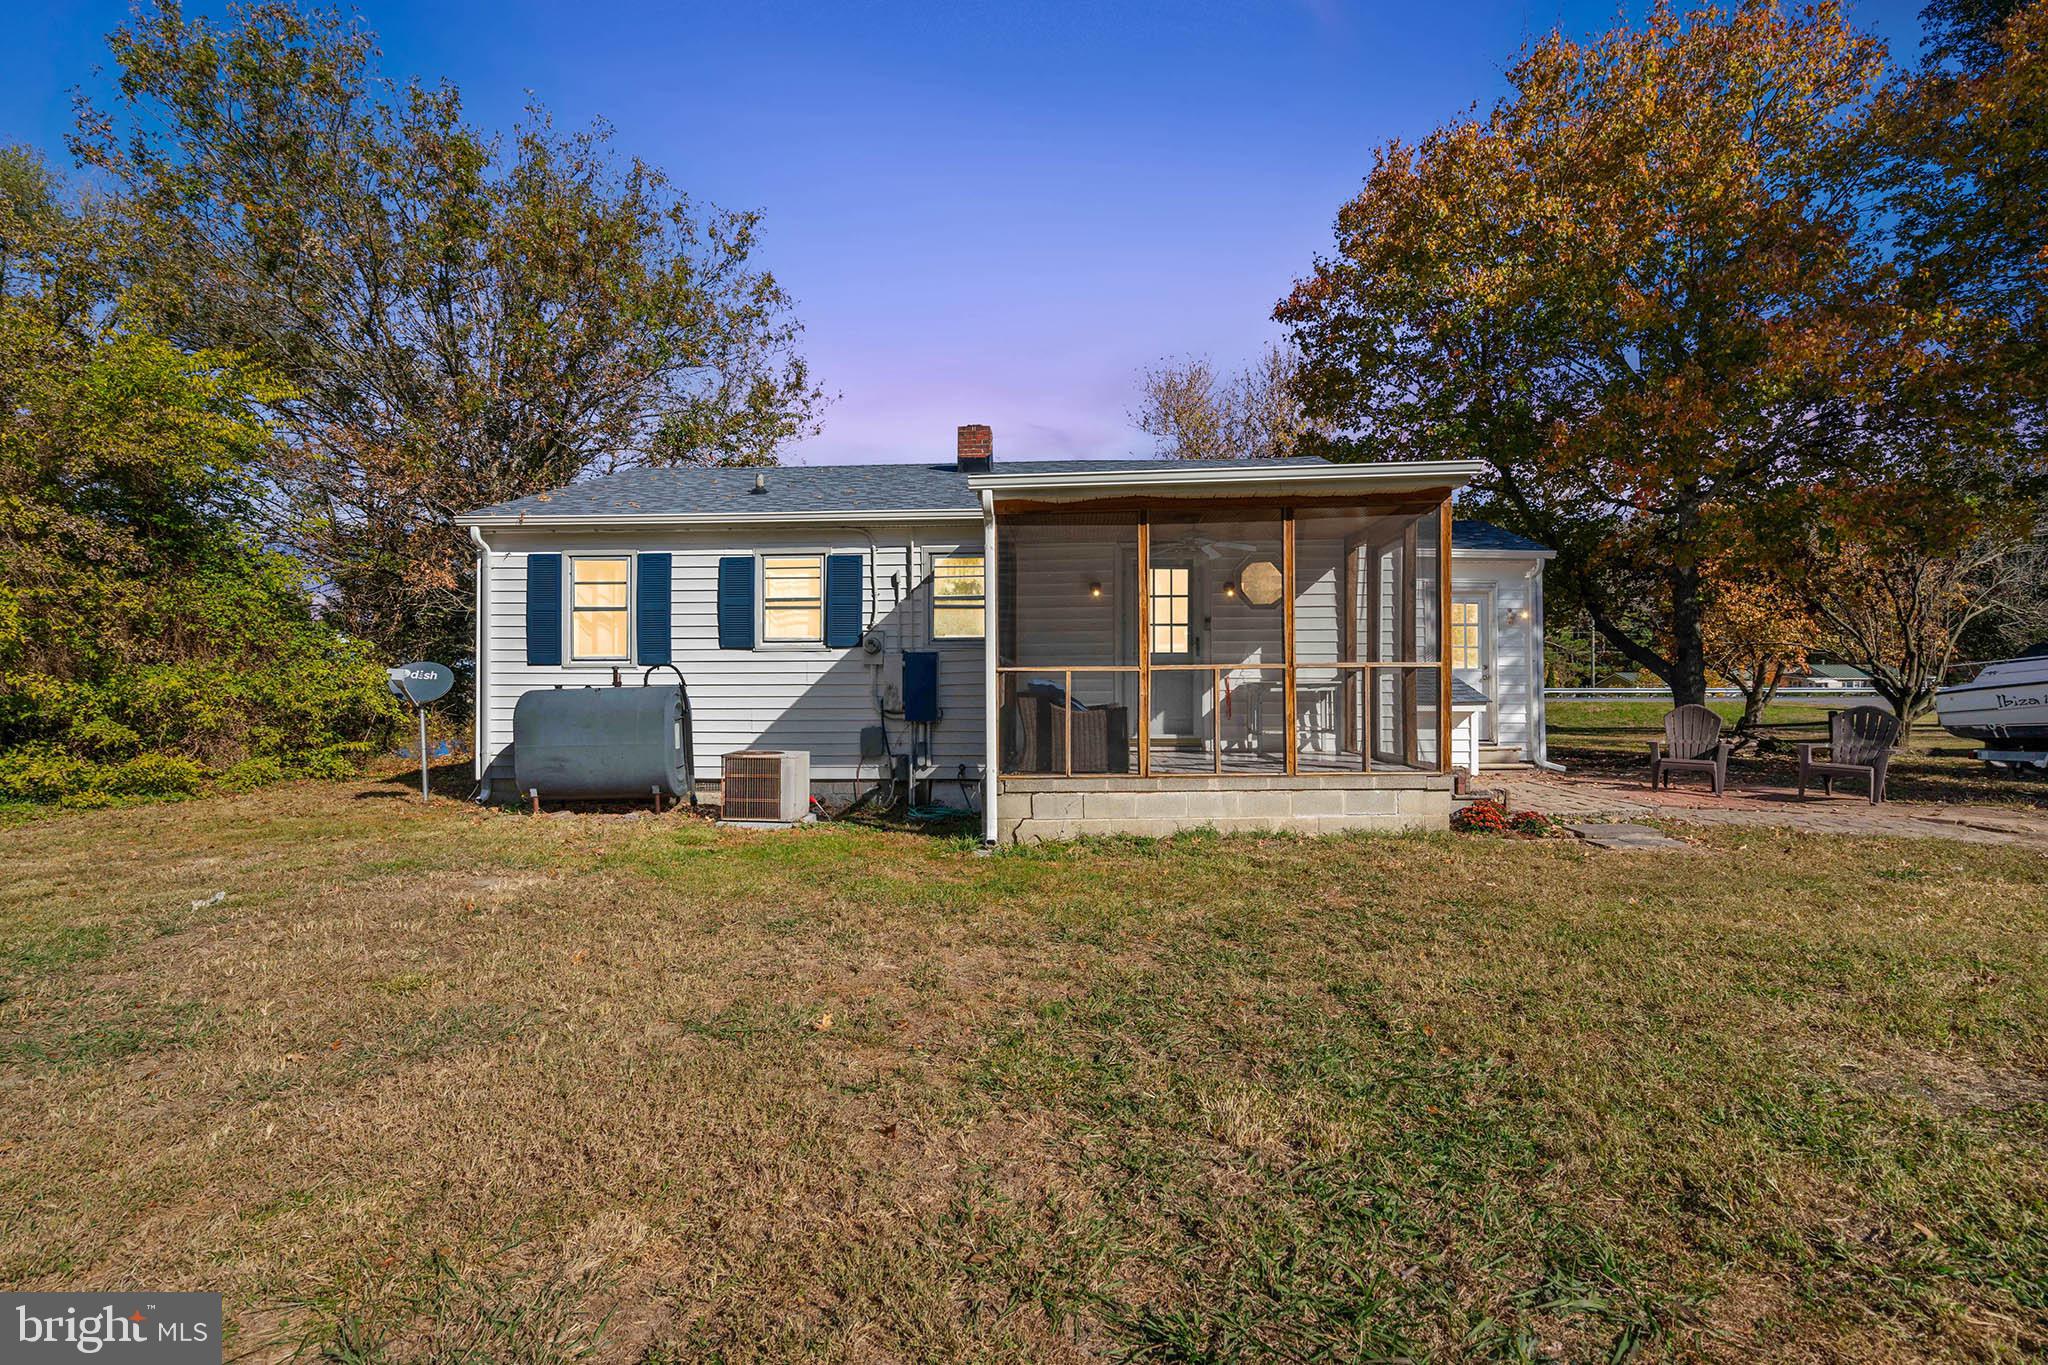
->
[762,554,824,643]
[1150,565,1191,655]
[570,555,632,662]
[1450,599,1483,670]
[931,551,985,640]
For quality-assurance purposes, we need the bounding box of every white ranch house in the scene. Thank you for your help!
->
[458,428,1554,843]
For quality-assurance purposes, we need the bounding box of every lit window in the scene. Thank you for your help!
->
[1150,566,1190,655]
[1450,599,1482,669]
[570,557,631,661]
[762,555,824,642]
[932,553,985,639]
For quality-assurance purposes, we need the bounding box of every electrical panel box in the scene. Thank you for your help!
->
[902,650,940,723]
[859,724,889,760]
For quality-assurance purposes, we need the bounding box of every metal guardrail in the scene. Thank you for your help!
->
[1546,687,1877,702]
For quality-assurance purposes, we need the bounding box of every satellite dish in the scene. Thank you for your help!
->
[388,662,454,705]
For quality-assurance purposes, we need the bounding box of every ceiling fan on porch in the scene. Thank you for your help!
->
[1150,534,1262,560]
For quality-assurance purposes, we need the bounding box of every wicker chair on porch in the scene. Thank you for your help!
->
[1797,705,1900,805]
[1004,692,1131,775]
[1648,704,1733,796]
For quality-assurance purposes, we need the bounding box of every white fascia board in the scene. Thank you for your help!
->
[455,507,982,529]
[967,459,1485,497]
[1450,545,1556,559]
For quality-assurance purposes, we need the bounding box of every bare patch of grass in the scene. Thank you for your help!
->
[286,1239,610,1364]
[1836,1045,2048,1116]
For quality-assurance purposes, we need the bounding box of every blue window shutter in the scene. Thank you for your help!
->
[525,553,562,666]
[717,556,755,649]
[825,554,863,648]
[636,553,672,664]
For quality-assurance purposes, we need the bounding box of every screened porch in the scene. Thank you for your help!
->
[994,499,1450,779]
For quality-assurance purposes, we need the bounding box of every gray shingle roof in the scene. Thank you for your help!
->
[1450,520,1551,554]
[459,456,1338,521]
[458,458,1551,556]
[461,462,978,519]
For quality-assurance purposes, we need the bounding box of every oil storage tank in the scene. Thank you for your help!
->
[513,685,691,801]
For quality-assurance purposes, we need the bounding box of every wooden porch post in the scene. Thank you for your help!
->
[1137,512,1151,778]
[1402,520,1419,769]
[1438,496,1453,775]
[1282,508,1297,777]
[981,489,999,842]
[1340,536,1358,762]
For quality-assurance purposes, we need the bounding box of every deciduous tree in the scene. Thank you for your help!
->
[1280,2,1916,706]
[1883,0,2048,418]
[1700,571,1813,735]
[1132,343,1316,460]
[0,299,396,793]
[1804,533,2044,730]
[73,1,827,666]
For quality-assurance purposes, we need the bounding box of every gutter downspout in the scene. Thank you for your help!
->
[981,489,999,846]
[467,524,493,799]
[1529,561,1564,772]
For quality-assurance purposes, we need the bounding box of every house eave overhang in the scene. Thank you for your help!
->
[455,507,984,530]
[966,459,1485,502]
[1451,546,1556,560]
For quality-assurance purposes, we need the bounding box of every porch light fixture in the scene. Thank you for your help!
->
[1088,581,1103,598]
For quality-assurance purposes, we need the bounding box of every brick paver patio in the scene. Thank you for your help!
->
[1489,770,2048,847]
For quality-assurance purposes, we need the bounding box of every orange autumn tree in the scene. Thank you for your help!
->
[1700,569,1813,735]
[1280,2,1921,707]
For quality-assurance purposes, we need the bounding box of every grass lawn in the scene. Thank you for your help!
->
[1549,700,2048,810]
[2,772,2045,1361]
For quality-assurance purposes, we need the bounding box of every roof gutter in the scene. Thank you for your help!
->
[965,458,1487,494]
[454,507,983,529]
[1451,545,1556,559]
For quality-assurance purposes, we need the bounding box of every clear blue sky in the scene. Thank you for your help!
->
[1,0,1927,465]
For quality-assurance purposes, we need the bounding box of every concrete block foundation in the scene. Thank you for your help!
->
[997,773,1454,845]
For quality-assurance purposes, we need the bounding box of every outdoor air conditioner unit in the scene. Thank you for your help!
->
[721,750,810,824]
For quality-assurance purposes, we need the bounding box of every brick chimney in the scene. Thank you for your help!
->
[956,423,993,473]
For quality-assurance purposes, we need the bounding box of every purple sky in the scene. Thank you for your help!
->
[2,0,1928,465]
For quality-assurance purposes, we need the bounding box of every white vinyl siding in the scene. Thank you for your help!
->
[1452,555,1540,759]
[478,523,985,785]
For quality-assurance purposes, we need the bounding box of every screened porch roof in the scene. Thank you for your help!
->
[968,458,1486,505]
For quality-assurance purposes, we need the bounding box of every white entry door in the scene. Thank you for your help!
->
[1450,591,1495,744]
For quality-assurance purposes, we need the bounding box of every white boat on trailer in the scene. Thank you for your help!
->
[1934,644,2048,771]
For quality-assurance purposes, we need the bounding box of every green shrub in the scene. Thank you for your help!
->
[216,756,287,792]
[0,744,95,802]
[0,305,405,808]
[102,753,207,796]
[291,748,367,781]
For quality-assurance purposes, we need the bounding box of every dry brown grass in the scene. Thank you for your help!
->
[1,770,2044,1361]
